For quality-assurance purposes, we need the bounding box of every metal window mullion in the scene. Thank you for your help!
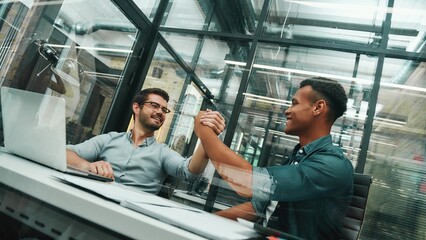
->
[102,0,169,132]
[355,0,394,173]
[203,0,272,213]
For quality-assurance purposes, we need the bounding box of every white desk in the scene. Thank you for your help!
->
[0,150,259,240]
[0,150,207,240]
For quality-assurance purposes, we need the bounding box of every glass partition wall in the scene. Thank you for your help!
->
[0,0,139,144]
[1,0,425,239]
[155,0,426,239]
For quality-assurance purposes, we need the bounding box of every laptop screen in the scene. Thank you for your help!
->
[1,87,68,172]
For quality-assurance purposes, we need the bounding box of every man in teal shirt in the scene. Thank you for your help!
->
[195,77,354,239]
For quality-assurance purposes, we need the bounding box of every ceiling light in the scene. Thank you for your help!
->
[224,60,246,66]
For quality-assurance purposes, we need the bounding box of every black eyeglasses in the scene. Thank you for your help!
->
[142,101,171,114]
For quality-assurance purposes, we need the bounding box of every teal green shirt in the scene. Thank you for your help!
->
[252,135,354,239]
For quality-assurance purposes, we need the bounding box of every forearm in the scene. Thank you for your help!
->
[196,125,253,197]
[188,143,209,174]
[66,149,91,170]
[215,202,258,221]
[197,126,251,171]
[66,149,114,178]
[49,73,66,94]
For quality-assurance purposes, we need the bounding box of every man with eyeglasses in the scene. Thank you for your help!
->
[66,88,225,195]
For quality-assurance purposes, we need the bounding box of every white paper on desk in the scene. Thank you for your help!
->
[59,175,259,239]
[121,200,259,240]
[59,175,177,206]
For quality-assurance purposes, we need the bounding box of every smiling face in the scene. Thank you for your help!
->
[136,94,168,132]
[284,86,317,136]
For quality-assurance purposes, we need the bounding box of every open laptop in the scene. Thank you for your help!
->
[1,86,112,182]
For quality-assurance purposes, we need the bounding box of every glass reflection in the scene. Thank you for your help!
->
[362,60,426,239]
[264,0,425,53]
[264,0,387,47]
[0,0,138,145]
[140,43,187,143]
[161,32,199,66]
[132,0,160,21]
[389,0,426,52]
[161,0,213,30]
[208,0,265,34]
[161,0,265,34]
[195,37,250,115]
[169,83,204,156]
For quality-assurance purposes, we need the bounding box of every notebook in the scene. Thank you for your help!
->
[1,86,112,182]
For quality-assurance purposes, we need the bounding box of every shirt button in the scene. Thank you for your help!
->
[298,149,303,153]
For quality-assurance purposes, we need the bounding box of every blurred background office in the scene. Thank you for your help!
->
[0,0,425,239]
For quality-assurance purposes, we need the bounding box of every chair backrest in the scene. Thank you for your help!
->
[341,173,372,240]
[157,175,179,199]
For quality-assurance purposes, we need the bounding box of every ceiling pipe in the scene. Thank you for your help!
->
[73,21,137,35]
[391,34,426,84]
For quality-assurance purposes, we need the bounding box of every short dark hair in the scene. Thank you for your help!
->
[300,77,347,122]
[132,88,170,105]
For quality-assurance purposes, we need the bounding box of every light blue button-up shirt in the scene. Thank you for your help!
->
[67,131,200,194]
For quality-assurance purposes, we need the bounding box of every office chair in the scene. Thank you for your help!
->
[157,175,179,199]
[341,173,373,240]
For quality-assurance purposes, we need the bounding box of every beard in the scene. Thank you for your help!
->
[138,113,163,131]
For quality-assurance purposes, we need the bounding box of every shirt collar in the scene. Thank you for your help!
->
[127,131,157,147]
[301,135,333,155]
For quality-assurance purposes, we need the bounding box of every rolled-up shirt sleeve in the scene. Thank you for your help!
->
[160,146,201,181]
[66,133,113,162]
[252,166,275,201]
[251,166,275,217]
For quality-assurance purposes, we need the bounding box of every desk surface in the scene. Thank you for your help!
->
[0,149,206,240]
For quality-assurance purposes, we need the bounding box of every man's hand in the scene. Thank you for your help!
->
[197,109,225,135]
[194,111,213,138]
[194,111,254,198]
[67,149,114,180]
[189,110,225,174]
[88,161,114,179]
